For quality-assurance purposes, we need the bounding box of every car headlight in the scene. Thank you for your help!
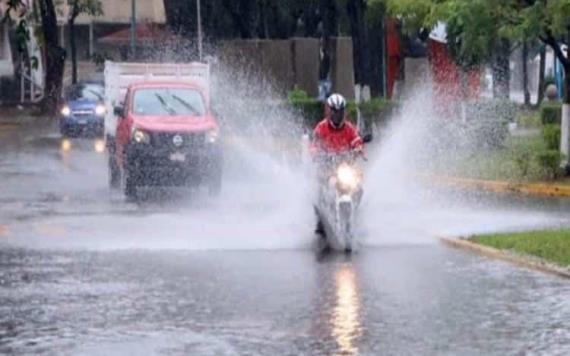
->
[132,129,150,144]
[61,106,71,117]
[207,129,219,143]
[95,105,106,116]
[337,164,359,190]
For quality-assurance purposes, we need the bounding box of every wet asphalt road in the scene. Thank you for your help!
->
[1,132,569,355]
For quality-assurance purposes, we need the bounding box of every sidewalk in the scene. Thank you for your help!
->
[429,175,570,198]
[0,105,54,147]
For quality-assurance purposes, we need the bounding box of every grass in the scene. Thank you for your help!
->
[516,110,542,128]
[471,230,570,268]
[436,135,550,182]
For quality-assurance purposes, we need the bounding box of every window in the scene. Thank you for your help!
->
[132,88,206,116]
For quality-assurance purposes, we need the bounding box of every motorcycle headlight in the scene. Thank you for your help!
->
[337,164,359,190]
[61,106,71,117]
[207,128,219,143]
[132,129,150,144]
[95,105,106,116]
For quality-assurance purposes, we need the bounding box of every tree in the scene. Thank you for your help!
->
[346,0,372,91]
[38,0,66,113]
[67,0,102,84]
[385,0,513,98]
[386,0,570,168]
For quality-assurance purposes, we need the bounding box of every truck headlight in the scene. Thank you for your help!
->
[337,164,359,190]
[95,105,106,116]
[207,129,219,143]
[61,106,71,117]
[133,129,150,144]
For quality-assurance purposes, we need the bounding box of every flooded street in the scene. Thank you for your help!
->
[1,133,569,355]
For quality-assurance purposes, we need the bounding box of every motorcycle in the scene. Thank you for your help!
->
[314,150,366,252]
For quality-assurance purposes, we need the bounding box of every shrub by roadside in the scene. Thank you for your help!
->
[540,102,562,125]
[287,89,397,130]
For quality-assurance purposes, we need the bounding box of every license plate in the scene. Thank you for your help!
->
[77,119,87,125]
[169,152,186,162]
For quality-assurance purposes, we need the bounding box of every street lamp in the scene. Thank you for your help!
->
[197,0,203,61]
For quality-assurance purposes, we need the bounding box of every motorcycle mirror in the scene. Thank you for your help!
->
[362,133,373,144]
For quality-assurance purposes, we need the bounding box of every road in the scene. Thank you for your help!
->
[0,131,569,355]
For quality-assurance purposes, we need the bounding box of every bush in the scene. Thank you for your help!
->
[290,98,324,127]
[540,102,562,125]
[516,112,541,128]
[542,124,561,150]
[537,150,562,179]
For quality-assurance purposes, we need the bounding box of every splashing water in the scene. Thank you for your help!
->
[360,85,568,247]
[3,62,569,252]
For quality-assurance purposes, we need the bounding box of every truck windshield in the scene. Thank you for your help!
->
[132,88,206,116]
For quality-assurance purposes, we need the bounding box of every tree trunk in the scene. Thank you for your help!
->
[492,38,510,99]
[346,0,371,88]
[69,15,78,84]
[367,13,385,97]
[522,40,530,106]
[537,45,546,106]
[319,0,337,82]
[39,0,66,114]
[559,30,570,173]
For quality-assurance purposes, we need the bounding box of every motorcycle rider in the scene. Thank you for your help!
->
[311,93,364,235]
[310,93,364,156]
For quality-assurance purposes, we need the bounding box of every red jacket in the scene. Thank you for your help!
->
[311,118,363,154]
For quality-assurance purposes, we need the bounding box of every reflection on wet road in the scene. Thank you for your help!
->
[0,133,569,355]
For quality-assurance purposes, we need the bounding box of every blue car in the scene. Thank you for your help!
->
[59,81,106,138]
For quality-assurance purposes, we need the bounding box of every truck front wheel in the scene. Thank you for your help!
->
[208,170,222,197]
[124,174,138,200]
[108,155,121,190]
[207,154,223,197]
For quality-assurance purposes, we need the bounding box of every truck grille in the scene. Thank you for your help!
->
[151,132,205,149]
[72,110,94,116]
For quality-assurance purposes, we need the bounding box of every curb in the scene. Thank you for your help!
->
[431,176,570,198]
[439,236,570,279]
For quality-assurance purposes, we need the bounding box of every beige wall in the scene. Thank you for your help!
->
[331,37,355,100]
[292,38,320,97]
[218,37,354,98]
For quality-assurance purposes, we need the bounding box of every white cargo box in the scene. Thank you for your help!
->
[103,61,210,137]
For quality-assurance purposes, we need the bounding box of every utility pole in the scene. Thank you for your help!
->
[130,0,136,58]
[197,0,203,61]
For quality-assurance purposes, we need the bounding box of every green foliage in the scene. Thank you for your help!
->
[537,150,562,179]
[540,102,562,125]
[542,124,561,150]
[288,90,323,127]
[509,141,534,178]
[287,88,310,102]
[516,111,541,128]
[67,0,103,19]
[287,90,396,129]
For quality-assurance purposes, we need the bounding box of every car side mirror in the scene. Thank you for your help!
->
[114,105,124,118]
[362,133,373,144]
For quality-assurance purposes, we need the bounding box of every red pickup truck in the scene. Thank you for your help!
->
[107,78,222,199]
